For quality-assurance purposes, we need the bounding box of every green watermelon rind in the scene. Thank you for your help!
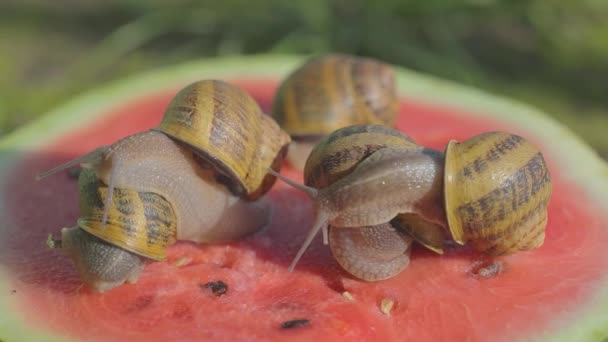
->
[0,55,606,342]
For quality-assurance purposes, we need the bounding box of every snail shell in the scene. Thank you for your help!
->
[444,131,552,255]
[158,79,291,199]
[51,168,176,292]
[272,54,398,170]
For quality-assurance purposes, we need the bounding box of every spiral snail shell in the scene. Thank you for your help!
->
[158,79,290,199]
[271,54,399,170]
[48,168,177,292]
[40,80,290,291]
[444,131,552,255]
[271,126,552,280]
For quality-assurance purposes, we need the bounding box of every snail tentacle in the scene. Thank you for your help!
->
[287,209,330,272]
[35,146,109,181]
[269,168,331,270]
[268,168,318,198]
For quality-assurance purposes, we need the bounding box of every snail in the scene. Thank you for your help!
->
[39,80,291,291]
[269,126,552,280]
[271,54,399,170]
[443,131,552,254]
[47,168,177,292]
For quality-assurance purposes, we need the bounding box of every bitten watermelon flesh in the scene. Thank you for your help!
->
[0,56,607,342]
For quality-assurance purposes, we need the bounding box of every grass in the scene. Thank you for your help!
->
[0,0,606,158]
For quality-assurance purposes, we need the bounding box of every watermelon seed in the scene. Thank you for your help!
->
[280,319,310,330]
[380,298,395,316]
[173,257,192,267]
[471,260,503,279]
[10,290,16,294]
[342,291,354,301]
[201,280,228,296]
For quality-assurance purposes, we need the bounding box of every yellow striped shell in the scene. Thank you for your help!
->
[444,131,552,255]
[157,80,291,200]
[304,125,417,187]
[77,168,177,260]
[272,54,399,137]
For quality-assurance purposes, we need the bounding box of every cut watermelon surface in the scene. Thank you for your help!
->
[0,56,607,342]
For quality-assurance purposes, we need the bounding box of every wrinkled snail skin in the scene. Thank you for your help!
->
[329,223,413,281]
[57,227,146,293]
[272,54,398,170]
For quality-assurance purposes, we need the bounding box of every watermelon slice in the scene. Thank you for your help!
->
[1,55,607,342]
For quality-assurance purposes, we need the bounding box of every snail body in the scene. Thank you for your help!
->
[271,54,398,170]
[272,126,552,280]
[39,80,290,291]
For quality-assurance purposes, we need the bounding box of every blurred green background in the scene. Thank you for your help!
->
[1,0,607,159]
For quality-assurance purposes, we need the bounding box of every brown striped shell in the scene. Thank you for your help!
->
[304,125,449,255]
[444,132,552,255]
[77,168,177,261]
[157,79,291,200]
[271,54,399,137]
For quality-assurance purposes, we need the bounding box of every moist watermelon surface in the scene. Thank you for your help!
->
[0,56,607,342]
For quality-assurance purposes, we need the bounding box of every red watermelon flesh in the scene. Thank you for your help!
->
[1,78,607,342]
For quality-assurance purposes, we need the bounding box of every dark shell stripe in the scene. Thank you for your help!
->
[305,126,415,188]
[116,191,136,216]
[471,190,549,245]
[310,143,387,187]
[166,87,199,126]
[322,125,413,146]
[271,54,398,135]
[209,84,250,163]
[459,134,526,179]
[159,80,289,198]
[79,176,177,260]
[351,58,396,122]
[139,192,177,246]
[289,60,352,126]
[480,202,547,255]
[456,152,551,242]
